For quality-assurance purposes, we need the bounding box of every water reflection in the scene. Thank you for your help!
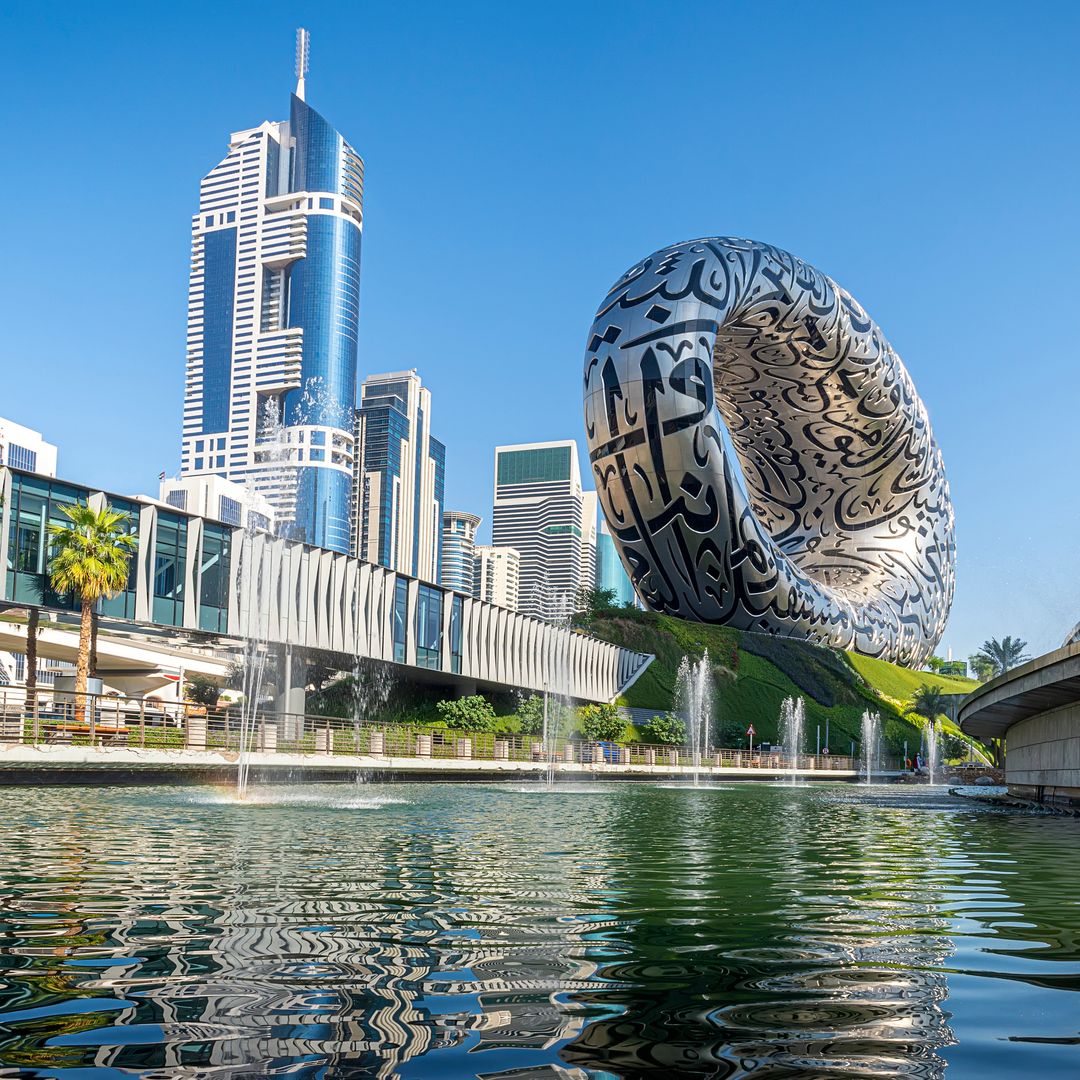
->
[0,784,1077,1078]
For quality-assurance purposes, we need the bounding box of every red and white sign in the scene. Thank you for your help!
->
[746,725,756,737]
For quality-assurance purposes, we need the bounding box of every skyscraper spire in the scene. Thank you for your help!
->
[295,27,310,101]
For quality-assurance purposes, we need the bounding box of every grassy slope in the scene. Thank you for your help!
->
[844,653,978,700]
[589,610,975,754]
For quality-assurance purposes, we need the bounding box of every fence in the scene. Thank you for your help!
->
[0,687,862,772]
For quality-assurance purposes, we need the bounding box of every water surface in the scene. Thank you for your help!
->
[0,782,1077,1077]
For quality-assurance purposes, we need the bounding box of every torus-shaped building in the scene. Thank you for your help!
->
[583,237,955,666]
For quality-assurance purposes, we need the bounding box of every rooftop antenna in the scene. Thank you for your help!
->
[295,28,310,101]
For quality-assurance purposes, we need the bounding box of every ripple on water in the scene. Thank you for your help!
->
[0,781,1078,1078]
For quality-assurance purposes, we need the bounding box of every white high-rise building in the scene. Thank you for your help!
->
[440,511,481,594]
[353,371,445,582]
[0,418,57,478]
[180,30,363,554]
[159,475,275,533]
[473,546,521,611]
[491,441,596,620]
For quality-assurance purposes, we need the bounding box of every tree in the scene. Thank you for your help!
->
[573,586,619,628]
[925,655,946,673]
[974,636,1030,678]
[517,694,545,736]
[24,608,40,720]
[48,503,137,719]
[908,685,946,725]
[185,673,223,709]
[436,694,497,733]
[968,654,994,682]
[642,713,687,745]
[578,702,625,742]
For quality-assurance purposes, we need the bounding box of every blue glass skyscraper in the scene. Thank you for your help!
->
[180,31,363,553]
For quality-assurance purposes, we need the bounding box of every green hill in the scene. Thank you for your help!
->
[586,609,977,755]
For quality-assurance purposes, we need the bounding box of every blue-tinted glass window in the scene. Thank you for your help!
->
[450,595,463,674]
[7,444,37,472]
[319,196,334,209]
[204,215,213,227]
[198,523,231,632]
[201,227,238,434]
[195,440,204,452]
[153,515,187,626]
[218,496,241,526]
[216,455,225,469]
[309,449,324,461]
[226,211,236,222]
[392,577,408,663]
[194,457,203,470]
[310,431,326,446]
[416,585,442,669]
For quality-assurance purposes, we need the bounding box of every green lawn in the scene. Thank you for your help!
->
[844,652,979,702]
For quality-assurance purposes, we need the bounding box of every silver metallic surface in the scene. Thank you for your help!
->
[583,237,955,665]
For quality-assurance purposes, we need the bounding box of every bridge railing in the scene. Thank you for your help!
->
[0,687,867,771]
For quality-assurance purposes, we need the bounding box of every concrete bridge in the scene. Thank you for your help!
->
[960,642,1080,805]
[0,466,652,706]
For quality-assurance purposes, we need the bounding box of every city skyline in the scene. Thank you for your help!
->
[3,2,1079,661]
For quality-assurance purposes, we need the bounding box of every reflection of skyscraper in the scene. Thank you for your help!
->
[353,371,445,582]
[491,441,595,620]
[440,511,480,594]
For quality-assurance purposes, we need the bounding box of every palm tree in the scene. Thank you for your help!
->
[975,636,1030,678]
[48,503,136,720]
[25,607,39,720]
[909,685,946,726]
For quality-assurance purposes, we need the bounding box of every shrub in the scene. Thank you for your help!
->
[517,694,544,736]
[578,702,625,742]
[641,713,687,745]
[436,695,497,733]
[184,673,223,709]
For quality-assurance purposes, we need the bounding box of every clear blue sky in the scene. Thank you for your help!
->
[3,1,1078,665]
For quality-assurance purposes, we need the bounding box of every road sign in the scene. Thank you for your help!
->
[746,725,756,736]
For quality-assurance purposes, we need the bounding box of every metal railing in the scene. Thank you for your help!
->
[0,687,863,771]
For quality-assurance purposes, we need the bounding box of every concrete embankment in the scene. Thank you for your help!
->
[0,743,862,786]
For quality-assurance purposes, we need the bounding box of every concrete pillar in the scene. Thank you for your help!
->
[563,744,575,763]
[416,734,432,758]
[186,712,206,751]
[278,646,307,741]
[531,740,543,761]
[618,747,630,765]
[370,730,385,756]
[457,737,472,759]
[259,721,277,754]
[594,742,606,765]
[315,727,330,754]
[668,749,679,767]
[645,748,656,765]
[494,739,509,761]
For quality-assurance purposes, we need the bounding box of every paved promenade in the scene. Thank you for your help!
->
[0,742,861,785]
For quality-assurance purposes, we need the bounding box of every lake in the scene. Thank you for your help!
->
[0,781,1077,1077]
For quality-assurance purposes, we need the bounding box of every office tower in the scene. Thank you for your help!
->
[0,418,57,477]
[180,29,363,553]
[473,545,521,611]
[159,474,275,534]
[491,441,595,620]
[440,511,480,594]
[595,519,638,606]
[353,370,445,582]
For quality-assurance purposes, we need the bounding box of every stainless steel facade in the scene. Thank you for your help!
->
[583,237,955,665]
